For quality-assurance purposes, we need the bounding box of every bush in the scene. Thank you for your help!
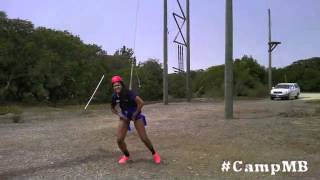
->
[0,106,23,123]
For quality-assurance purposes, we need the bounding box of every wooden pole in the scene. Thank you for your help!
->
[224,0,233,119]
[268,8,272,90]
[163,0,168,105]
[186,0,191,102]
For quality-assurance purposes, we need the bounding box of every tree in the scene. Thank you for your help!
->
[0,11,7,19]
[1,11,319,104]
[137,59,163,100]
[114,45,134,59]
[274,57,320,92]
[233,55,267,97]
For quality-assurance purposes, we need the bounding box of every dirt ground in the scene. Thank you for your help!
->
[0,93,320,180]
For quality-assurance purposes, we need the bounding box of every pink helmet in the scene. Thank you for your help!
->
[111,75,123,84]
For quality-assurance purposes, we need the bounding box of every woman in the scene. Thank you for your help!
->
[110,75,161,164]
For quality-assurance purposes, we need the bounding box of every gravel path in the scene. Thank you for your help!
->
[0,95,320,179]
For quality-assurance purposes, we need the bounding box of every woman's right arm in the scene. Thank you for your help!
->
[111,95,118,115]
[111,95,128,120]
[111,106,118,115]
[111,105,128,120]
[111,96,120,116]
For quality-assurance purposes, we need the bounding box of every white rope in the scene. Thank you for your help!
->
[135,63,142,88]
[84,75,105,110]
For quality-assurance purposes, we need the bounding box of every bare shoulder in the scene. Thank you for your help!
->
[135,96,144,104]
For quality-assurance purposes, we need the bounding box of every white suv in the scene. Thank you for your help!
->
[270,83,300,100]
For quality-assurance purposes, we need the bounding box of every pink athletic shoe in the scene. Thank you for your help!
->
[118,155,129,164]
[153,153,161,164]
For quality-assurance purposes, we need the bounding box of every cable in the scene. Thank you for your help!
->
[133,0,140,53]
[129,0,140,90]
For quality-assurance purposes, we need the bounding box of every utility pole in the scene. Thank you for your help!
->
[268,9,272,90]
[186,0,191,102]
[163,0,168,105]
[268,8,281,90]
[225,0,233,119]
[129,57,135,90]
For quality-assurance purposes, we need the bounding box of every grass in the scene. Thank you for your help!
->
[306,99,320,104]
[300,96,320,115]
[0,106,22,115]
[0,106,8,115]
[0,106,23,123]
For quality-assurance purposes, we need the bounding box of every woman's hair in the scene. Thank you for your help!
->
[118,81,130,100]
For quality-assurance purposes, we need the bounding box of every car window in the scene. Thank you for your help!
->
[275,85,290,89]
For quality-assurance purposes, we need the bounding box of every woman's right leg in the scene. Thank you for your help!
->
[117,119,130,157]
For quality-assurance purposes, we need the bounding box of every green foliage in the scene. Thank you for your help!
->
[114,45,134,59]
[273,57,320,92]
[0,12,319,104]
[192,65,224,98]
[234,55,268,97]
[0,106,22,115]
[0,105,23,123]
[0,14,131,104]
[137,59,163,101]
[0,11,7,19]
[191,55,268,98]
[168,73,186,98]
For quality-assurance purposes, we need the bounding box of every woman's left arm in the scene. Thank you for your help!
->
[132,96,144,120]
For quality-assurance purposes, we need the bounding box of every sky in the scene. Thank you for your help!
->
[2,0,320,72]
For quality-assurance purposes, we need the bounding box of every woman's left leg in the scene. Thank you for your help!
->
[134,119,155,155]
[134,119,161,164]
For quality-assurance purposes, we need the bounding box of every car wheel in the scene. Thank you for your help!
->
[295,93,299,99]
[270,97,274,100]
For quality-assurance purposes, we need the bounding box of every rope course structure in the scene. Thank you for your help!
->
[172,0,186,73]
